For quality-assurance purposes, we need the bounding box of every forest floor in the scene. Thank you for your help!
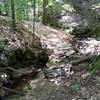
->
[5,23,100,100]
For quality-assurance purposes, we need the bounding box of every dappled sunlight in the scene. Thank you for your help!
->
[76,38,100,55]
[91,3,100,9]
[62,4,76,12]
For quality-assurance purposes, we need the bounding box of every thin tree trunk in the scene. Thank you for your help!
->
[11,0,16,31]
[0,4,2,15]
[25,0,29,20]
[42,0,48,24]
[25,3,29,20]
[32,0,36,35]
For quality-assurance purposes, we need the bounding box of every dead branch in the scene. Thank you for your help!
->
[71,55,96,65]
[7,67,31,74]
[1,86,20,94]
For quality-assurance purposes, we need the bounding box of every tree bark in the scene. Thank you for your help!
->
[0,4,2,15]
[32,0,36,35]
[71,55,96,65]
[42,0,48,24]
[11,0,16,31]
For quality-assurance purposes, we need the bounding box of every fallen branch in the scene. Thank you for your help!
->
[1,86,20,94]
[71,55,97,65]
[7,67,28,74]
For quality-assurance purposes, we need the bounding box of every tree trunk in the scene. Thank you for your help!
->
[11,0,16,31]
[0,4,2,15]
[42,0,48,24]
[32,0,36,35]
[25,2,29,20]
[71,55,96,65]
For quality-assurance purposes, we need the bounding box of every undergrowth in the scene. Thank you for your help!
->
[89,55,100,75]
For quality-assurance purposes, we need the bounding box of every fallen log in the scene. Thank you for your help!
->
[71,55,97,65]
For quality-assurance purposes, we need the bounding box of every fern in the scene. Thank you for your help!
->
[89,55,100,75]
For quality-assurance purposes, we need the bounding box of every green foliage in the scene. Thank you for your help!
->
[0,0,11,16]
[73,23,100,37]
[0,0,31,20]
[0,0,76,23]
[62,4,76,12]
[0,37,6,49]
[89,55,100,75]
[46,1,63,27]
[96,37,100,41]
[0,2,6,14]
[36,0,43,7]
[0,40,5,49]
[15,0,30,20]
[90,24,100,36]
[48,1,62,16]
[62,0,73,5]
[71,80,79,94]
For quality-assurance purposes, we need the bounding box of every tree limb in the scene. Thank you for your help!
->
[71,55,96,65]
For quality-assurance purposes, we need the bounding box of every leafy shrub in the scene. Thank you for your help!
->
[89,55,100,74]
[0,36,6,50]
[46,1,63,27]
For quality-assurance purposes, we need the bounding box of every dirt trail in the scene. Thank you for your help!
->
[35,23,74,64]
